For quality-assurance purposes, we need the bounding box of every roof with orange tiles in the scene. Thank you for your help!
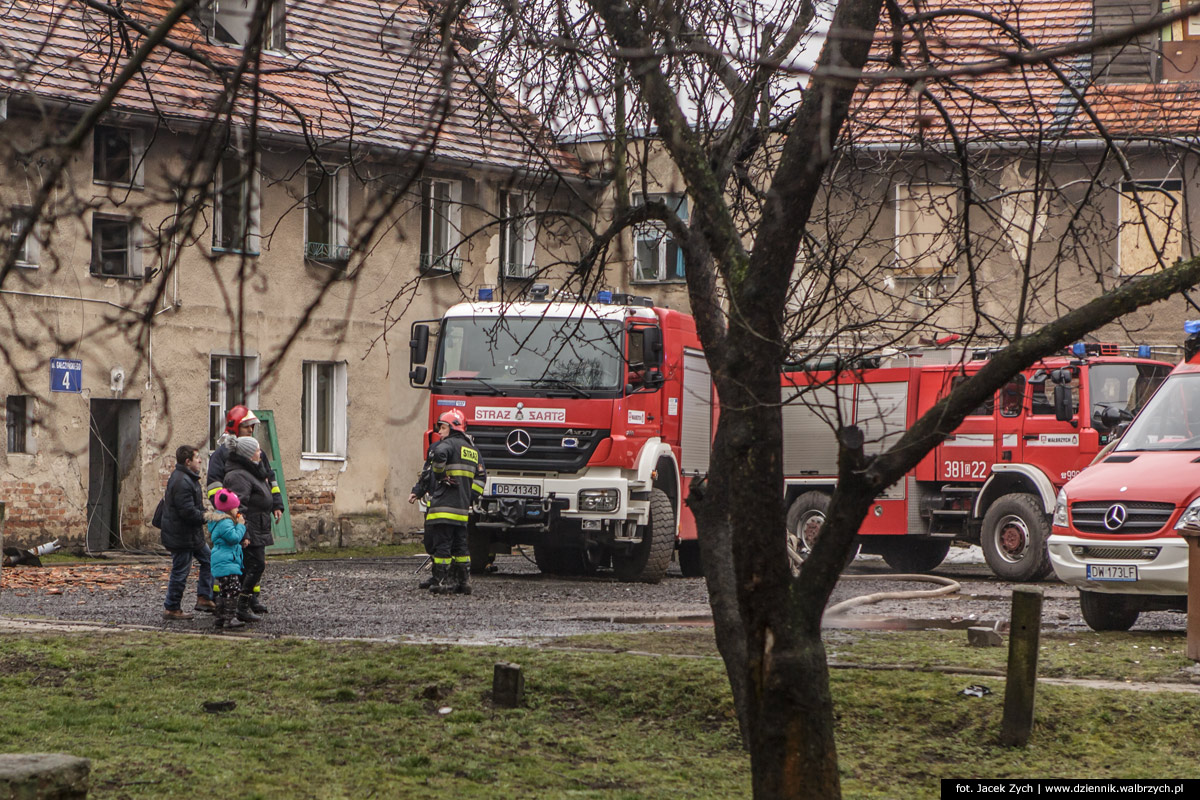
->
[1,0,582,176]
[848,0,1200,147]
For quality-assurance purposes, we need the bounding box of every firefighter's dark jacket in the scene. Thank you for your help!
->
[411,431,486,526]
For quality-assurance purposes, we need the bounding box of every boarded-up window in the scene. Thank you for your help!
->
[894,184,959,276]
[1118,180,1183,275]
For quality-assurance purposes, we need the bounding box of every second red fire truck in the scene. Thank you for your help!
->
[782,344,1173,582]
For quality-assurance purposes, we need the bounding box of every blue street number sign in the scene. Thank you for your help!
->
[50,358,82,393]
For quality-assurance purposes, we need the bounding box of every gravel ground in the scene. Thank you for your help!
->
[0,546,1187,642]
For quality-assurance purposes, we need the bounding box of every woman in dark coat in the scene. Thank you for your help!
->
[222,436,274,623]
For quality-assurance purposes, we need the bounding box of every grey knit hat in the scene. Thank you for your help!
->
[235,435,260,460]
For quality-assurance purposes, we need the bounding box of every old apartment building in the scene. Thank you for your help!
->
[0,0,625,551]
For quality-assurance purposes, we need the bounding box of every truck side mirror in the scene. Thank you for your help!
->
[409,324,430,387]
[1053,383,1074,422]
[642,327,664,369]
[410,324,430,363]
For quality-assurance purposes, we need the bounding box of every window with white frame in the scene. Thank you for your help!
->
[213,155,260,253]
[893,183,960,277]
[633,192,688,282]
[305,165,350,266]
[5,395,33,454]
[90,214,142,277]
[6,205,38,267]
[301,361,347,457]
[93,126,144,187]
[1118,179,1184,275]
[500,191,536,279]
[209,355,256,449]
[203,0,287,50]
[419,179,462,273]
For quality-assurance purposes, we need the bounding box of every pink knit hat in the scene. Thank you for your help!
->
[213,489,240,513]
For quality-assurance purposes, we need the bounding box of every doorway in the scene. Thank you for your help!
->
[86,399,141,551]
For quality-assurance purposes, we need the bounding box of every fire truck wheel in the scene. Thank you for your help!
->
[468,526,492,575]
[1079,590,1140,632]
[677,540,704,578]
[612,488,675,583]
[876,538,951,574]
[980,493,1052,581]
[786,491,858,576]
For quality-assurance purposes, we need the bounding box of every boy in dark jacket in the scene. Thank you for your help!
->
[160,445,217,620]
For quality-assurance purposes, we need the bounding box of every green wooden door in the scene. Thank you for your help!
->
[252,409,296,554]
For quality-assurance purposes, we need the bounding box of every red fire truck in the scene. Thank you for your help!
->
[407,289,714,583]
[782,344,1174,581]
[1049,329,1200,630]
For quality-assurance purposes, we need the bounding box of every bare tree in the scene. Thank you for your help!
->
[460,0,1200,796]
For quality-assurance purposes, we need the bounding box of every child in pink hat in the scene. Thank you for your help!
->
[207,489,247,629]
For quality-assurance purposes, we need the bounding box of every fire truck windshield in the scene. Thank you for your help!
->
[1115,371,1200,451]
[434,317,624,393]
[1089,363,1171,420]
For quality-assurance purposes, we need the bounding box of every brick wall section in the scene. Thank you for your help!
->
[0,480,84,544]
[287,469,339,514]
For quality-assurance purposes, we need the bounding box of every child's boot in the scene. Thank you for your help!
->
[236,593,262,622]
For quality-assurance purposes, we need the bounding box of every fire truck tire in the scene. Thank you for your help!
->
[980,493,1052,581]
[876,539,951,574]
[612,488,675,583]
[467,525,491,575]
[786,491,858,576]
[677,540,704,577]
[1079,590,1140,632]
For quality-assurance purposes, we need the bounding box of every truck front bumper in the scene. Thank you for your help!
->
[1047,534,1188,596]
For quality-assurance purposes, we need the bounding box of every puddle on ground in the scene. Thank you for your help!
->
[576,614,714,626]
[825,615,998,631]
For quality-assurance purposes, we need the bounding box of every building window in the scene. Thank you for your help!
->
[894,183,960,277]
[420,179,463,274]
[633,192,688,282]
[209,355,256,450]
[302,361,347,457]
[5,395,32,454]
[1118,179,1183,275]
[205,0,286,50]
[213,155,260,253]
[6,206,38,267]
[93,126,143,186]
[500,191,536,279]
[305,165,350,267]
[90,215,142,277]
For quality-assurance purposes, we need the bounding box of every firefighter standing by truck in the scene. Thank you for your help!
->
[408,409,487,594]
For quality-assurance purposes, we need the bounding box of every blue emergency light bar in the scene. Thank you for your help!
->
[1138,345,1152,358]
[1071,343,1086,357]
[477,287,494,301]
[597,290,613,303]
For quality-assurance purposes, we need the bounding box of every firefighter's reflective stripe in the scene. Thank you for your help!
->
[460,447,479,464]
[270,483,281,495]
[427,507,470,523]
[207,484,222,499]
[446,467,476,478]
[452,555,471,564]
[471,480,485,495]
[433,557,452,565]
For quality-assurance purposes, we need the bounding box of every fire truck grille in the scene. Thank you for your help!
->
[468,426,610,473]
[1072,546,1160,561]
[1070,501,1175,535]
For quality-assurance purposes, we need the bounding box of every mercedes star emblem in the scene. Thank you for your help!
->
[506,429,532,456]
[1103,503,1128,531]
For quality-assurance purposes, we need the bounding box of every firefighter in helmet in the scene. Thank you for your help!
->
[206,405,284,617]
[408,409,486,594]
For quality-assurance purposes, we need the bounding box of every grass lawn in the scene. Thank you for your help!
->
[3,627,1200,798]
